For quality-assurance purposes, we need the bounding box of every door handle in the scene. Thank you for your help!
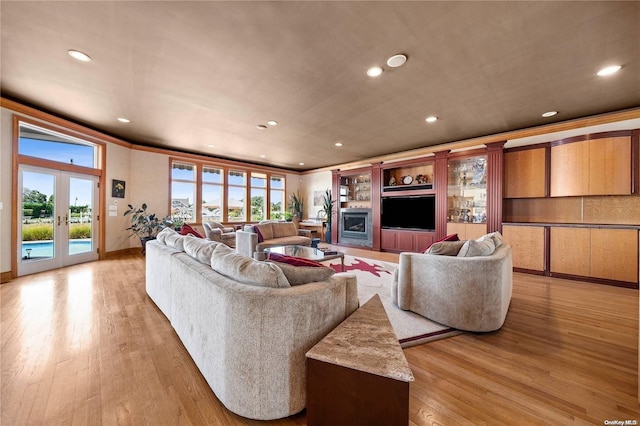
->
[57,216,61,226]
[65,214,69,225]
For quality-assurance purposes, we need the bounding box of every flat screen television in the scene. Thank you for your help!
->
[381,196,436,231]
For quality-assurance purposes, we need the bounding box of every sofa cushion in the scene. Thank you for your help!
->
[267,260,335,286]
[156,227,177,244]
[256,236,311,251]
[165,232,186,251]
[272,222,298,238]
[267,252,323,267]
[183,235,219,264]
[180,223,204,239]
[254,223,274,241]
[480,231,503,248]
[422,233,459,253]
[426,240,466,256]
[457,237,496,257]
[210,244,290,288]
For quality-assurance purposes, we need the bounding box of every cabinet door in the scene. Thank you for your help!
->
[465,224,488,240]
[550,227,590,276]
[447,222,467,239]
[414,233,434,252]
[550,141,589,197]
[590,228,638,282]
[397,232,415,252]
[380,230,398,251]
[588,137,631,195]
[502,225,545,271]
[504,149,546,198]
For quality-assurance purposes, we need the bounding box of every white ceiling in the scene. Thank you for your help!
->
[1,1,639,171]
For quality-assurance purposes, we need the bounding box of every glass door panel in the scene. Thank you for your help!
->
[18,166,99,276]
[20,170,56,266]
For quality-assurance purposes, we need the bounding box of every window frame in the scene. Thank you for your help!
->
[169,158,286,224]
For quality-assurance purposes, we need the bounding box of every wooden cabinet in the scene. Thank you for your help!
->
[381,229,434,252]
[504,148,546,198]
[550,227,638,283]
[447,154,487,225]
[446,222,487,240]
[550,137,631,197]
[502,225,545,271]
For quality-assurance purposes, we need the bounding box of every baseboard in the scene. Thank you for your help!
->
[1,271,12,284]
[104,247,141,258]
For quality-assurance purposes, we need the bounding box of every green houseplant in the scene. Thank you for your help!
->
[288,192,304,224]
[124,203,171,253]
[321,189,334,243]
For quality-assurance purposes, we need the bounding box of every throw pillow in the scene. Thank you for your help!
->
[426,240,466,256]
[183,235,219,264]
[480,231,503,248]
[267,252,324,267]
[165,232,186,251]
[422,233,459,253]
[210,244,290,288]
[457,238,496,257]
[156,227,177,245]
[266,260,335,286]
[252,225,264,243]
[180,223,204,239]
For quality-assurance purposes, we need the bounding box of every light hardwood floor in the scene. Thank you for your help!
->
[2,247,639,425]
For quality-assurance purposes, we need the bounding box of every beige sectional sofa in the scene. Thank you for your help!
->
[145,229,358,420]
[236,221,311,258]
[391,233,513,332]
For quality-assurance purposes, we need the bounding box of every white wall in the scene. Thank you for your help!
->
[104,142,132,252]
[300,170,332,220]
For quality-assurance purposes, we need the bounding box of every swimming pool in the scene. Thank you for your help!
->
[22,240,92,259]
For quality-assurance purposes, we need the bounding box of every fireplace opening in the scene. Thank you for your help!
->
[342,211,368,240]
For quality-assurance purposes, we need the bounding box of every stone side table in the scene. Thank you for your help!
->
[306,294,414,426]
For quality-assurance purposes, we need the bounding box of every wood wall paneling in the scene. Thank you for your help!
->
[583,194,640,225]
[503,197,583,223]
[590,228,638,283]
[550,227,591,276]
[502,225,546,271]
[550,141,590,197]
[588,137,632,195]
[503,149,546,198]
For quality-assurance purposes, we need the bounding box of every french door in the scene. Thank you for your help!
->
[18,165,99,276]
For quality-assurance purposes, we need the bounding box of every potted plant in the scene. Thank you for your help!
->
[321,189,334,243]
[124,203,171,254]
[288,192,304,225]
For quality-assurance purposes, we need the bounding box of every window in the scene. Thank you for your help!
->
[250,172,267,222]
[202,167,223,222]
[171,162,196,222]
[270,176,285,219]
[169,159,285,224]
[227,170,246,222]
[19,122,97,168]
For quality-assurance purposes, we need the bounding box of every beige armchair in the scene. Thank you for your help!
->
[391,244,513,332]
[202,221,236,247]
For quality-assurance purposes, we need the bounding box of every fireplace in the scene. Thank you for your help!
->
[339,208,372,247]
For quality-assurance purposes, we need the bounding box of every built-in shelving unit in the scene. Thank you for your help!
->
[381,162,434,195]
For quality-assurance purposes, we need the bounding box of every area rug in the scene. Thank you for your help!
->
[324,255,461,348]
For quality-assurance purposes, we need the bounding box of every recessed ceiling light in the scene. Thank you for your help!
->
[260,155,267,158]
[68,49,91,62]
[267,120,278,126]
[387,54,407,68]
[542,111,558,118]
[299,162,305,166]
[257,124,267,130]
[367,66,383,77]
[597,65,621,76]
[335,142,343,147]
[207,144,215,147]
[425,116,438,123]
[117,117,130,123]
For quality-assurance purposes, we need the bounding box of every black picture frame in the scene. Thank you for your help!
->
[112,179,125,198]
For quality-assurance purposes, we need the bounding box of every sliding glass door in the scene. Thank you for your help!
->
[18,165,99,276]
